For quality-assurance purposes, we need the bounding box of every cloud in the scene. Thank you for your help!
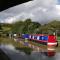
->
[56,5,60,15]
[0,0,60,24]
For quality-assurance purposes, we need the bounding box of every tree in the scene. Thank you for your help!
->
[22,19,32,34]
[0,24,2,30]
[28,22,41,34]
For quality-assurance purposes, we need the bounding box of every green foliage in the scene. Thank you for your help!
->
[0,24,2,29]
[1,19,60,35]
[11,19,41,34]
[0,24,3,31]
[47,20,60,30]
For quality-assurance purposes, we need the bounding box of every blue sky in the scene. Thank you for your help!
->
[58,0,60,4]
[0,0,60,24]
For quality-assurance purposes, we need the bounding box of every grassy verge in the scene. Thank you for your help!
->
[56,42,60,52]
[0,37,22,47]
[56,36,60,52]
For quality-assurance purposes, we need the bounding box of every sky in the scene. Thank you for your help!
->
[58,0,60,4]
[0,0,60,24]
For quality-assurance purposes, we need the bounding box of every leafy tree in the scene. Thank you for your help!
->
[0,24,2,30]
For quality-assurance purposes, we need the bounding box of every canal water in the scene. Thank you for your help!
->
[0,44,60,60]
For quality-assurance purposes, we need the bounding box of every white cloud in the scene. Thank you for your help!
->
[4,17,16,23]
[0,0,60,24]
[56,5,60,15]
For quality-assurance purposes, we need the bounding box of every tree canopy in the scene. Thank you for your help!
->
[1,19,60,36]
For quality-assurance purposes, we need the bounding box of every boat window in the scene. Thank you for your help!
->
[34,36,37,39]
[39,36,48,40]
[39,36,42,40]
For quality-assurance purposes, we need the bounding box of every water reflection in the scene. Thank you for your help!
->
[31,52,55,60]
[0,44,60,60]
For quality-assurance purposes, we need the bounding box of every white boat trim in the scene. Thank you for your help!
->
[47,42,57,45]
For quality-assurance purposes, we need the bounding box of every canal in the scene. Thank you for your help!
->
[0,37,59,60]
[0,44,60,60]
